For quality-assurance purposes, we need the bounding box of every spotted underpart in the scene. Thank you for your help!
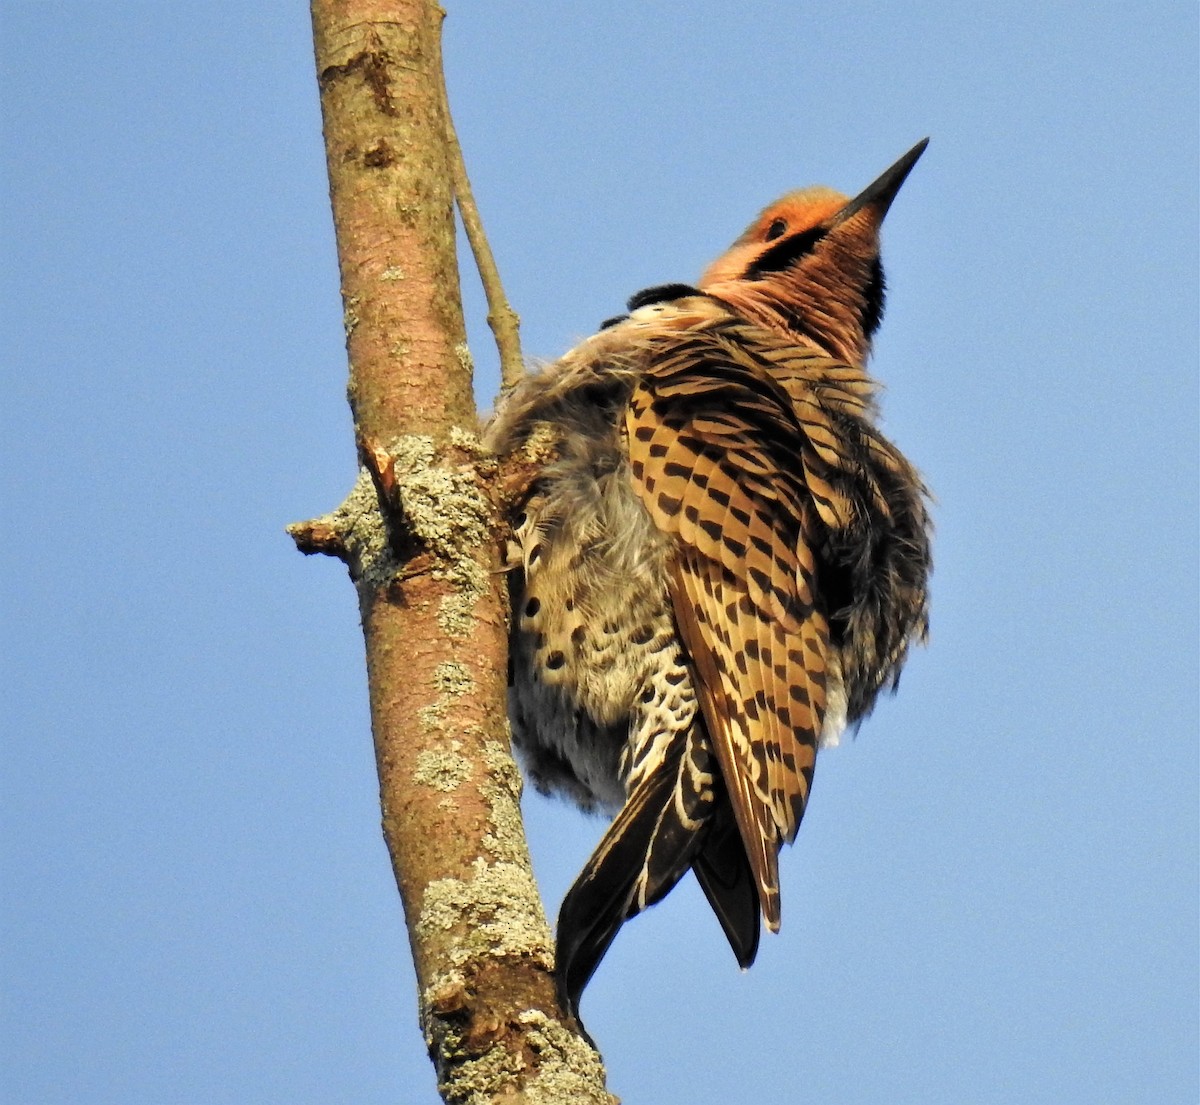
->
[507,487,697,814]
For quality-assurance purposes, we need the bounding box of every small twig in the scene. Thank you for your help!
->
[433,22,525,391]
[287,516,351,561]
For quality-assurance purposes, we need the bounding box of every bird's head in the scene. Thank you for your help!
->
[699,138,928,365]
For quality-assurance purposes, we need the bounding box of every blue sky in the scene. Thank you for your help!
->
[3,3,1197,1103]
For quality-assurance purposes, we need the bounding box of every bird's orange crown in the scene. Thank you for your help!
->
[699,139,928,366]
[699,186,849,286]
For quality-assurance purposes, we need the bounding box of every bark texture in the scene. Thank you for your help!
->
[294,3,616,1101]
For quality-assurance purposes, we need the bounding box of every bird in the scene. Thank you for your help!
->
[484,139,933,1022]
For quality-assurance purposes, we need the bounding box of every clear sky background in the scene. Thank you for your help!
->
[3,3,1197,1103]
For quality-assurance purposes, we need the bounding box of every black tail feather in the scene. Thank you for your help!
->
[692,802,761,968]
[556,735,713,1019]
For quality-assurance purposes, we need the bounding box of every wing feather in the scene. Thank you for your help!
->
[625,319,831,927]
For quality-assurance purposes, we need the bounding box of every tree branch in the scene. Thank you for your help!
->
[296,2,614,1100]
[434,29,526,391]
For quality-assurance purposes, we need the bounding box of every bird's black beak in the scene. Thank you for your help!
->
[834,138,929,225]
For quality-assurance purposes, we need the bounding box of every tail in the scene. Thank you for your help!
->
[692,802,760,970]
[555,728,759,1018]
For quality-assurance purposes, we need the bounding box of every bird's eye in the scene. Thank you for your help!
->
[764,218,788,241]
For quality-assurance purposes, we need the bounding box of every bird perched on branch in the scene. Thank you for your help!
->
[485,140,933,1020]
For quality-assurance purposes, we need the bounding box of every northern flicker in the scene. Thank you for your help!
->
[485,140,933,1019]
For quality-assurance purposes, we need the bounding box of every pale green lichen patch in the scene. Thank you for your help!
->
[481,741,523,803]
[380,265,406,280]
[479,827,532,878]
[454,342,474,378]
[478,740,528,867]
[418,663,477,733]
[417,702,445,730]
[434,660,474,698]
[437,581,485,638]
[414,743,472,792]
[435,1036,522,1105]
[390,435,490,553]
[385,434,493,639]
[342,294,361,337]
[449,424,488,460]
[431,1007,614,1105]
[513,1010,613,1104]
[418,857,554,968]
